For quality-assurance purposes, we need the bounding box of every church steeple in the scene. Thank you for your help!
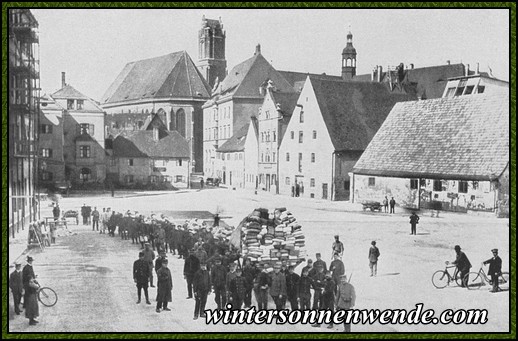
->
[197,16,227,88]
[341,29,357,80]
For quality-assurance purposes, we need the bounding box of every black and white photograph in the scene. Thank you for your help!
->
[6,6,511,335]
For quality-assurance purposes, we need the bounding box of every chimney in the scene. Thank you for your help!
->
[61,72,66,88]
[410,63,414,70]
[465,64,470,76]
[255,44,261,55]
[377,65,383,82]
[476,62,480,74]
[372,66,377,81]
[446,60,450,65]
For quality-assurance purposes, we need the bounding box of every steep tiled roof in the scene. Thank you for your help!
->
[352,93,509,180]
[214,53,295,99]
[217,123,250,152]
[102,51,211,105]
[278,70,342,88]
[51,85,104,112]
[113,129,189,158]
[310,77,417,151]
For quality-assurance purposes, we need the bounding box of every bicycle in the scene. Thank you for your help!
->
[432,261,463,288]
[37,282,58,307]
[464,265,510,291]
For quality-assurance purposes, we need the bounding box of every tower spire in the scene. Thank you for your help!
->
[341,28,357,80]
[197,16,227,89]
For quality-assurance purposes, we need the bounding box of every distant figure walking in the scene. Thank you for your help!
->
[389,197,396,214]
[368,241,380,276]
[92,207,100,231]
[409,211,420,235]
[383,196,389,213]
[53,203,60,221]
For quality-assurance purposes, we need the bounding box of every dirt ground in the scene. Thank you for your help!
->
[8,188,510,333]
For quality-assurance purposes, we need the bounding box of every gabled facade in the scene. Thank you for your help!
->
[52,76,106,185]
[101,50,211,173]
[243,117,259,191]
[279,76,416,200]
[351,93,509,214]
[215,123,250,189]
[257,85,299,193]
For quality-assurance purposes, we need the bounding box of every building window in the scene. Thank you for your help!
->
[368,177,376,187]
[273,131,276,142]
[40,148,52,158]
[80,168,92,181]
[299,131,303,143]
[458,181,468,193]
[344,180,350,190]
[286,153,290,162]
[310,178,315,187]
[40,124,53,134]
[433,180,443,191]
[285,177,290,185]
[67,99,75,110]
[291,131,294,139]
[445,87,456,97]
[128,159,134,166]
[178,159,183,166]
[79,123,94,135]
[79,146,90,158]
[311,153,315,163]
[162,175,171,183]
[464,85,474,95]
[472,181,479,190]
[77,99,84,110]
[125,175,134,184]
[265,110,270,119]
[313,130,317,139]
[298,153,302,172]
[175,175,185,182]
[149,175,159,183]
[310,193,315,198]
[476,85,485,94]
[272,152,276,162]
[110,158,116,166]
[261,132,264,142]
[300,111,304,123]
[410,179,418,189]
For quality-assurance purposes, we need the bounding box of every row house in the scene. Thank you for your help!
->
[8,9,40,237]
[278,76,416,200]
[101,50,211,173]
[351,92,509,215]
[110,125,190,188]
[50,75,106,185]
[215,123,250,189]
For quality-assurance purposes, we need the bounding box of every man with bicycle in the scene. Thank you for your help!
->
[483,249,502,293]
[451,245,471,288]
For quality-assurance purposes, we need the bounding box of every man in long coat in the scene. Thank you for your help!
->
[155,259,172,313]
[22,256,36,309]
[133,252,151,304]
[336,274,356,332]
[10,263,24,314]
[269,264,287,310]
[193,262,211,319]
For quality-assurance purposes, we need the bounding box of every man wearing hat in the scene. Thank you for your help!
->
[409,211,420,235]
[229,267,247,310]
[256,263,271,310]
[210,257,227,309]
[270,264,287,310]
[184,249,200,299]
[298,267,313,310]
[332,235,344,258]
[133,252,151,305]
[483,249,502,292]
[286,265,300,310]
[314,253,328,274]
[143,243,156,287]
[313,270,336,329]
[368,241,380,277]
[156,259,173,313]
[10,263,24,315]
[330,252,345,291]
[193,262,211,319]
[451,245,472,287]
[311,263,326,310]
[301,259,314,276]
[336,274,356,332]
[22,256,36,302]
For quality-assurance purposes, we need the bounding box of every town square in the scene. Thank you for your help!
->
[6,6,511,336]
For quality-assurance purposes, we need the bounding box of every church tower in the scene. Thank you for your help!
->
[197,16,227,89]
[341,30,357,80]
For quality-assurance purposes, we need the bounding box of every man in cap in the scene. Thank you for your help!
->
[451,245,472,287]
[81,204,88,225]
[298,267,313,310]
[336,274,356,332]
[483,249,503,292]
[225,263,238,309]
[143,243,156,287]
[286,265,300,310]
[313,270,336,328]
[314,253,327,273]
[256,263,271,310]
[409,211,420,235]
[133,252,151,305]
[92,207,100,231]
[211,256,227,309]
[193,262,211,319]
[10,263,24,314]
[155,259,172,313]
[184,248,200,299]
[155,250,168,273]
[302,259,314,276]
[311,263,326,310]
[270,264,287,310]
[229,267,247,310]
[368,241,380,277]
[330,252,345,292]
[332,235,344,258]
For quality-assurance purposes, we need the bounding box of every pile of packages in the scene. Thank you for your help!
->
[241,207,307,267]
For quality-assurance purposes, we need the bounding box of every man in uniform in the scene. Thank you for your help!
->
[368,241,380,277]
[311,263,325,310]
[286,265,300,310]
[409,211,420,235]
[312,270,336,329]
[256,263,271,310]
[193,262,211,319]
[184,249,200,299]
[143,243,156,287]
[228,267,247,310]
[330,252,345,292]
[314,253,327,273]
[298,267,313,310]
[336,274,356,332]
[133,252,151,304]
[332,235,344,258]
[92,207,100,231]
[155,259,172,313]
[211,257,227,309]
[270,264,287,310]
[483,249,503,292]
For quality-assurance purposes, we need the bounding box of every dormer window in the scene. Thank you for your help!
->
[67,99,75,110]
[77,99,84,110]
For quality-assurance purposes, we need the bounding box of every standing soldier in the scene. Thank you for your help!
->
[155,259,172,313]
[133,252,151,305]
[143,243,156,288]
[483,249,503,292]
[52,203,60,221]
[409,211,420,235]
[256,263,271,310]
[211,257,227,310]
[229,267,247,310]
[270,264,287,310]
[314,253,327,273]
[368,241,380,277]
[242,259,257,308]
[311,264,325,310]
[92,207,100,231]
[330,253,345,292]
[312,271,336,328]
[155,250,168,273]
[298,267,313,310]
[193,262,211,320]
[226,263,238,309]
[285,265,300,310]
[184,249,200,299]
[336,274,356,333]
[332,235,344,258]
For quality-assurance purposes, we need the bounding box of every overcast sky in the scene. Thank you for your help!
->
[30,8,509,101]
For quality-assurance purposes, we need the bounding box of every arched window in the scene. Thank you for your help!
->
[169,108,176,131]
[346,58,352,67]
[156,108,167,127]
[176,109,186,137]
